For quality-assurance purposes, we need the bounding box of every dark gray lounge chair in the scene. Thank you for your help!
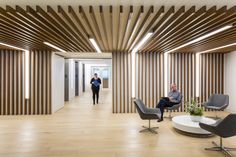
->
[203,94,229,118]
[134,99,161,134]
[199,114,236,157]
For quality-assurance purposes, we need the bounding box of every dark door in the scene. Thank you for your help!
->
[75,61,79,96]
[82,63,85,92]
[64,61,69,101]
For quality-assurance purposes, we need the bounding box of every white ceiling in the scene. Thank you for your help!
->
[0,0,235,8]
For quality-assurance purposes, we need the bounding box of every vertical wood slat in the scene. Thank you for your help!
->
[169,53,195,112]
[112,52,132,113]
[137,52,164,109]
[111,51,224,113]
[0,50,52,115]
[29,51,52,115]
[200,53,224,107]
[0,50,24,115]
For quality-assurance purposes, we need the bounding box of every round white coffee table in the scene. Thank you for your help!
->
[172,115,216,135]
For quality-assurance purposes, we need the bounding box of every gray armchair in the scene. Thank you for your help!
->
[166,95,183,118]
[203,94,229,118]
[199,114,236,157]
[134,99,161,134]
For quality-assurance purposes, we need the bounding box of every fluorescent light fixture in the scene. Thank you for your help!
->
[24,50,30,99]
[164,53,168,96]
[43,42,66,52]
[131,52,136,98]
[132,32,153,54]
[131,32,153,97]
[199,42,236,54]
[196,53,200,97]
[89,38,102,53]
[165,25,232,54]
[0,42,27,51]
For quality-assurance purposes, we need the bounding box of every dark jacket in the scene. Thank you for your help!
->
[90,78,101,90]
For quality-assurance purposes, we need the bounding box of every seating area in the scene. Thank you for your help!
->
[134,94,236,156]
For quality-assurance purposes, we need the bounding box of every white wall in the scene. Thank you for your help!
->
[66,59,75,100]
[51,53,65,113]
[78,61,83,95]
[224,51,236,113]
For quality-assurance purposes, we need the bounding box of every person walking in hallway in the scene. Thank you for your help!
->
[156,83,181,122]
[90,73,101,105]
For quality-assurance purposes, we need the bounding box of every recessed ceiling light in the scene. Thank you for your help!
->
[199,42,236,54]
[132,32,153,54]
[89,38,102,53]
[0,42,28,51]
[43,42,66,52]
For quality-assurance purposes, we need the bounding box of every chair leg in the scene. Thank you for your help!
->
[169,110,172,119]
[205,137,235,157]
[139,120,159,134]
[215,110,218,119]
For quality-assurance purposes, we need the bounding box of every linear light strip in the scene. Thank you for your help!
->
[0,42,27,51]
[131,32,153,98]
[24,50,30,99]
[132,32,153,54]
[164,53,168,97]
[165,25,232,54]
[89,38,102,53]
[131,53,136,98]
[199,42,236,54]
[43,42,66,52]
[196,53,200,97]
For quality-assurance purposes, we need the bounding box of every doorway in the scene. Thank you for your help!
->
[75,61,79,96]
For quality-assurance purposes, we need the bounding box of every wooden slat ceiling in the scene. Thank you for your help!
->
[0,5,236,53]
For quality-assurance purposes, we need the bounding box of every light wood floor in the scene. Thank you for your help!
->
[0,89,235,157]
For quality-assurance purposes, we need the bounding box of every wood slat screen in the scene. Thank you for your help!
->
[169,53,196,111]
[29,51,52,114]
[137,52,164,108]
[0,50,24,115]
[199,53,224,106]
[112,52,132,113]
[0,50,52,115]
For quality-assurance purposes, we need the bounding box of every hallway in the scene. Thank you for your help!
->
[0,90,235,157]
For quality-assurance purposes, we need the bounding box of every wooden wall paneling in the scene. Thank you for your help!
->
[199,53,224,109]
[0,50,25,115]
[0,51,3,115]
[28,51,52,115]
[112,52,132,113]
[169,53,196,111]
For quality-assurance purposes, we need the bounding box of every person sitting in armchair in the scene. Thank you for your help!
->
[156,83,181,122]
